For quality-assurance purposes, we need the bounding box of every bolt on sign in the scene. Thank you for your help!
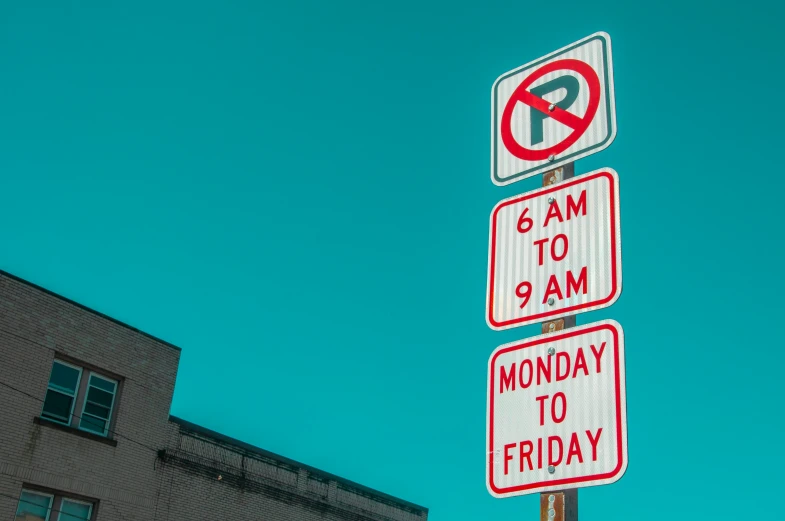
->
[486,320,627,498]
[486,168,621,331]
[491,32,616,186]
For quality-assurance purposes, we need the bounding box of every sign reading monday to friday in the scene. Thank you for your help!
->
[486,168,622,330]
[491,32,617,186]
[486,320,628,497]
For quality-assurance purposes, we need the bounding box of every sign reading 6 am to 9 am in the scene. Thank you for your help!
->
[486,168,622,330]
[491,32,616,186]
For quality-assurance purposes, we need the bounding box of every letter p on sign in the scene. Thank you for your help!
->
[491,32,617,186]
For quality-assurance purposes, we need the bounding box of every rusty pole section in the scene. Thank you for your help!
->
[540,162,577,521]
[539,489,577,521]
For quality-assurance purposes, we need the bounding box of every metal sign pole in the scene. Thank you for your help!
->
[540,163,577,521]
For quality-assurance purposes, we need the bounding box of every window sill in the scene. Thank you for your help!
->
[33,417,118,447]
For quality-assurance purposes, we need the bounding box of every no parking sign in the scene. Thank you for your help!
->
[491,32,617,186]
[485,32,628,506]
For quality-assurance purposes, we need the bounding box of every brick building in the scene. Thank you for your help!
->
[0,271,428,521]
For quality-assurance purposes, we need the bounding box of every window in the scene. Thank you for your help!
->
[41,361,82,425]
[14,490,52,521]
[40,359,119,438]
[79,374,117,436]
[57,499,93,521]
[14,489,94,521]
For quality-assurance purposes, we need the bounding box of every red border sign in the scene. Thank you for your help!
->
[487,170,621,329]
[500,59,600,161]
[487,321,627,496]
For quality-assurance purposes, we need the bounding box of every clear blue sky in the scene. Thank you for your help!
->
[1,1,783,519]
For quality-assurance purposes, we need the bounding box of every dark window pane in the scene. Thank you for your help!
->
[60,500,92,521]
[86,386,113,408]
[49,362,80,394]
[83,402,109,419]
[15,491,51,521]
[42,390,73,422]
[80,415,107,434]
[90,376,116,393]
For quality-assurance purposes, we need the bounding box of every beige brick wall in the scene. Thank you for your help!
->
[0,272,427,521]
[0,272,179,520]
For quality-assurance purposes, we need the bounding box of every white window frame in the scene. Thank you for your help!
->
[41,360,83,427]
[78,372,118,437]
[56,497,94,521]
[16,489,54,521]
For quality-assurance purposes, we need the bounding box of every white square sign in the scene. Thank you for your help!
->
[486,320,628,497]
[486,168,622,330]
[491,32,616,186]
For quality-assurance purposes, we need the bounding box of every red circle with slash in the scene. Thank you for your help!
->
[501,59,600,161]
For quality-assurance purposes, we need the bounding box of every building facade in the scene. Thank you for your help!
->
[0,271,427,521]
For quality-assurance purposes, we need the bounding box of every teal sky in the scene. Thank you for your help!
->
[2,1,784,519]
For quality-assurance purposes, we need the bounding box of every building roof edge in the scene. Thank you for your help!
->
[168,415,428,514]
[0,269,182,352]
